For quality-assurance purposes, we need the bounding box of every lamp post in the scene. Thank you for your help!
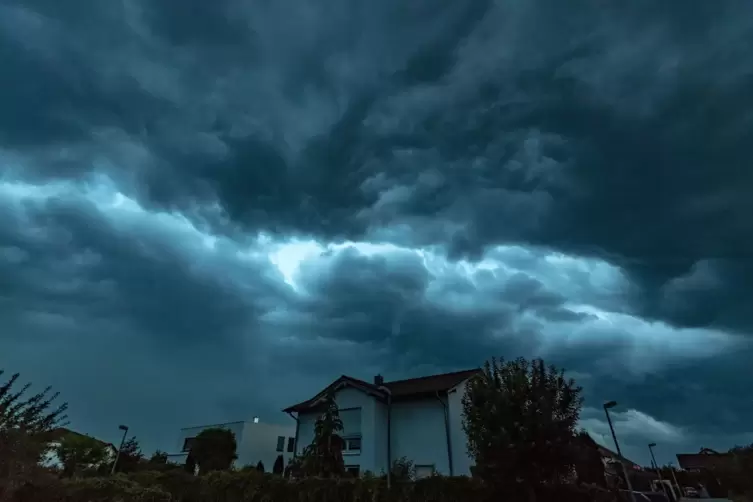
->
[111,425,129,475]
[603,401,636,502]
[378,385,392,490]
[648,443,668,496]
[668,461,682,498]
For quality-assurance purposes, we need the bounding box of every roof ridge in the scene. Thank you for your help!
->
[384,368,480,385]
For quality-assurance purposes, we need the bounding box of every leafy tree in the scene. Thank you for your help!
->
[285,456,302,479]
[0,370,68,497]
[390,456,416,482]
[272,454,285,475]
[462,357,583,495]
[113,436,144,473]
[300,392,345,478]
[256,461,265,473]
[184,452,197,475]
[149,450,168,465]
[55,433,109,478]
[190,428,237,473]
[0,370,68,434]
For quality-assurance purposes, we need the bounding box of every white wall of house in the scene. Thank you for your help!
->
[237,421,296,471]
[294,380,476,477]
[168,420,295,472]
[447,380,474,476]
[391,397,450,476]
[297,387,379,474]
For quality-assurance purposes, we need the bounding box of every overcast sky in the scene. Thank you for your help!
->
[2,0,753,468]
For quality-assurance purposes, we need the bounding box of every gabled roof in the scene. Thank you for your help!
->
[385,369,481,397]
[676,449,733,471]
[283,368,480,414]
[44,427,117,451]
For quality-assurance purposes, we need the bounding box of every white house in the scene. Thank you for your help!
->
[42,428,117,469]
[166,419,296,471]
[282,369,480,478]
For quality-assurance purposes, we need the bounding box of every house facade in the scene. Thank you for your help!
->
[166,419,296,471]
[42,428,117,469]
[282,369,480,477]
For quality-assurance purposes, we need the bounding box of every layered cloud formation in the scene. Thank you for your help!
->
[2,0,752,465]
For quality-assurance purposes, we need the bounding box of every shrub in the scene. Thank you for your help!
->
[14,476,171,502]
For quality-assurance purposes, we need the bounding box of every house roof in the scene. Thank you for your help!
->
[44,427,117,450]
[282,368,480,413]
[676,448,733,471]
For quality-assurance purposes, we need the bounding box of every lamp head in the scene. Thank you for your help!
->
[649,442,657,448]
[603,400,617,409]
[118,425,128,431]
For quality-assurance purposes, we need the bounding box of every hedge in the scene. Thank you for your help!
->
[8,470,619,502]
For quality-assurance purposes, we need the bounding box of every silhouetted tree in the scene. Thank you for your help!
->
[112,436,144,473]
[0,370,68,434]
[190,428,237,473]
[272,454,285,475]
[462,357,583,497]
[300,392,345,478]
[0,371,68,498]
[184,452,196,475]
[149,450,168,465]
[256,460,265,473]
[573,431,606,486]
[55,433,108,478]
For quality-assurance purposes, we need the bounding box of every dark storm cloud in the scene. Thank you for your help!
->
[2,0,753,465]
[4,0,750,334]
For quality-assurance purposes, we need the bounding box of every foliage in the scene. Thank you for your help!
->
[55,433,109,478]
[574,431,607,487]
[0,428,51,500]
[113,436,144,473]
[0,371,68,500]
[148,450,168,465]
[0,370,68,434]
[299,392,345,478]
[8,469,622,502]
[256,460,265,472]
[13,475,171,502]
[273,454,285,475]
[462,357,583,493]
[189,427,238,473]
[285,456,302,479]
[184,452,197,475]
[391,456,417,482]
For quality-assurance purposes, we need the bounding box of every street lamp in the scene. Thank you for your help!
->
[603,401,636,502]
[667,461,682,497]
[111,425,129,475]
[648,443,668,497]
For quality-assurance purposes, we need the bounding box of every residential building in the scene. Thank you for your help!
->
[282,369,481,478]
[166,418,296,471]
[676,448,734,472]
[42,427,117,469]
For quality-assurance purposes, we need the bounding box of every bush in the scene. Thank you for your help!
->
[7,468,621,502]
[14,476,171,502]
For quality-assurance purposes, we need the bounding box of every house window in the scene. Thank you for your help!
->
[339,408,361,437]
[346,465,360,477]
[344,437,361,453]
[339,407,361,454]
[287,437,295,453]
[276,436,285,452]
[182,438,195,452]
